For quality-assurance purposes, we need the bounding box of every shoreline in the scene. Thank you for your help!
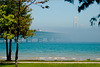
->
[1,56,100,61]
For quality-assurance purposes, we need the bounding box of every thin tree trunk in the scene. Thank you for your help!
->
[15,0,20,67]
[6,38,9,61]
[8,39,12,61]
[15,36,19,67]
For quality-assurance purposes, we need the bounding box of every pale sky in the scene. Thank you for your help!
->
[29,0,100,31]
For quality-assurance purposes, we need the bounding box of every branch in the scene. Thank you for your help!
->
[22,0,36,13]
[21,0,49,14]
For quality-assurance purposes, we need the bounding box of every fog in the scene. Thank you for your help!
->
[53,27,100,43]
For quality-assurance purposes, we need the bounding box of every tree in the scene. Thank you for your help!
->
[65,0,100,12]
[14,0,49,67]
[0,0,38,62]
[0,4,17,61]
[0,0,48,66]
[90,17,97,26]
[65,0,100,26]
[0,0,19,61]
[90,14,100,27]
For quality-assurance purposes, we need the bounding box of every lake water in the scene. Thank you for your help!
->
[0,42,100,60]
[0,31,100,60]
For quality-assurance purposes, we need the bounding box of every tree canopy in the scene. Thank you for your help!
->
[0,5,17,39]
[65,0,100,12]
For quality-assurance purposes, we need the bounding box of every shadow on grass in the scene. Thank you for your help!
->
[0,63,15,66]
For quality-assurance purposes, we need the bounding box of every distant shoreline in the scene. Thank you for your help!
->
[1,56,100,61]
[0,57,100,61]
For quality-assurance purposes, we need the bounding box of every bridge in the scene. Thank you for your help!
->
[0,31,59,43]
[0,37,57,43]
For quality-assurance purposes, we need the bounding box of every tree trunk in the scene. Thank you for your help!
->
[8,39,12,61]
[15,36,19,67]
[15,0,20,67]
[6,38,9,61]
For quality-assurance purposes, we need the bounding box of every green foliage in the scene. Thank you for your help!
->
[2,31,15,39]
[87,59,91,61]
[14,3,36,39]
[0,5,17,39]
[0,0,36,40]
[0,5,7,16]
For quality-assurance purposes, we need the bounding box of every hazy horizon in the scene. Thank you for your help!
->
[36,27,100,43]
[29,0,100,31]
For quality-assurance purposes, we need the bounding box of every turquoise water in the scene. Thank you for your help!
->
[0,31,100,60]
[0,42,100,60]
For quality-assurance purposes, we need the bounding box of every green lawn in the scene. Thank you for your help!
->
[1,63,100,67]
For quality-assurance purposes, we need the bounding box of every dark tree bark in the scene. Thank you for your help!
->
[15,36,19,67]
[15,0,20,67]
[6,38,9,61]
[8,39,12,61]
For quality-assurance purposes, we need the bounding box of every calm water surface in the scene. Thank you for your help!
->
[0,42,100,60]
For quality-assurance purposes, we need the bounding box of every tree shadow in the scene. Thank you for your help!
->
[0,63,15,66]
[0,60,15,66]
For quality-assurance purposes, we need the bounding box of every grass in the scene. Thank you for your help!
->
[1,63,100,67]
[0,60,100,67]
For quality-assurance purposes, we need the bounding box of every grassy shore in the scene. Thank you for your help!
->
[1,60,100,67]
[1,63,100,67]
